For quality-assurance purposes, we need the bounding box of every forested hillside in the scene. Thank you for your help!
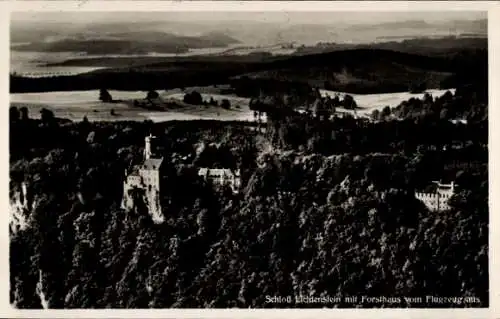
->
[9,85,488,307]
[10,48,486,94]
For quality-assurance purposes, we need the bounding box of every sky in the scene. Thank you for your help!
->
[12,11,487,26]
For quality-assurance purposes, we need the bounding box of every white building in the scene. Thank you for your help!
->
[415,181,456,212]
[198,168,241,194]
[122,134,164,223]
[450,119,468,125]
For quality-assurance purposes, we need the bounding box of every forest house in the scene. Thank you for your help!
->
[415,181,456,212]
[198,168,241,194]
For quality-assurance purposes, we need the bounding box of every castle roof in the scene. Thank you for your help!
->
[199,168,240,178]
[141,158,163,170]
[418,181,456,193]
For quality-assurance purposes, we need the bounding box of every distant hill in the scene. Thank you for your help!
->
[294,36,487,57]
[199,31,241,46]
[135,48,483,94]
[230,49,457,93]
[347,18,486,33]
[347,20,434,31]
[11,16,487,49]
[41,35,487,68]
[10,48,487,94]
[12,31,241,55]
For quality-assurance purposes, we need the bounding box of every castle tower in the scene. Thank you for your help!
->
[144,134,158,160]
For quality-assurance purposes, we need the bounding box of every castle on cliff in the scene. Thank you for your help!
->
[122,134,164,223]
[415,181,456,212]
[121,134,243,223]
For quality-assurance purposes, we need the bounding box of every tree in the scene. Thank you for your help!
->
[440,108,449,120]
[409,82,427,94]
[371,109,380,121]
[20,107,29,121]
[10,106,20,122]
[40,108,55,124]
[209,97,218,106]
[443,90,454,101]
[183,91,203,105]
[381,106,391,119]
[423,93,433,104]
[342,95,357,110]
[220,99,231,110]
[99,89,113,103]
[146,90,159,100]
[333,94,341,107]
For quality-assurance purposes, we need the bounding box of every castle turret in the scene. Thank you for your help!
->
[144,134,158,160]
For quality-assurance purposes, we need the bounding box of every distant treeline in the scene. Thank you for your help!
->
[294,36,487,56]
[10,48,487,96]
[13,32,240,55]
[10,62,257,93]
[230,77,313,98]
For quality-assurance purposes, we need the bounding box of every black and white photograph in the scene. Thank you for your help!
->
[7,2,491,311]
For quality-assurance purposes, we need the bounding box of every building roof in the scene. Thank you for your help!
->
[418,181,455,193]
[198,168,240,178]
[141,158,163,170]
[438,184,453,190]
[432,180,455,188]
[450,119,468,125]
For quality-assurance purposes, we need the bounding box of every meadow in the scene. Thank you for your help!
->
[319,88,457,115]
[10,89,257,122]
[10,87,455,122]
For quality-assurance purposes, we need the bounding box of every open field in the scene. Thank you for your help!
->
[320,88,456,116]
[11,51,106,77]
[10,87,455,122]
[9,100,262,123]
[10,90,147,105]
[162,92,250,107]
[10,88,258,123]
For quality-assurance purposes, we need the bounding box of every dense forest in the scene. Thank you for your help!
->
[9,81,488,307]
[372,84,487,123]
[294,36,487,57]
